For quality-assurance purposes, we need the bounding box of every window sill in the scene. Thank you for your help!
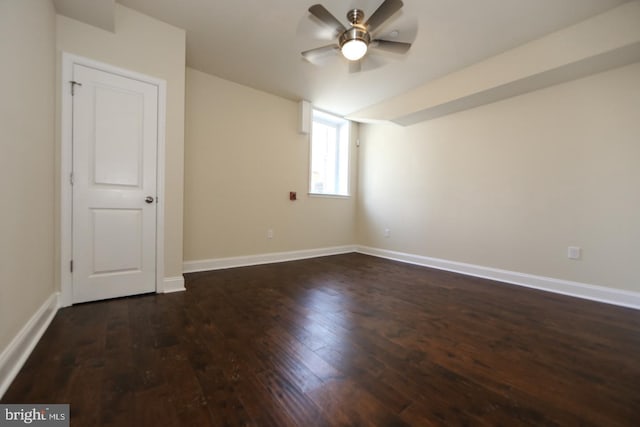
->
[308,193,351,199]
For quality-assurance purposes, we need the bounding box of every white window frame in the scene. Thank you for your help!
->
[308,109,350,197]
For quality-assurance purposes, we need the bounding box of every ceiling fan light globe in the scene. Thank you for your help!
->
[342,39,368,61]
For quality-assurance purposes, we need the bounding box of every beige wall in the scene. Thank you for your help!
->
[184,68,357,261]
[357,63,640,292]
[56,4,186,278]
[0,0,57,354]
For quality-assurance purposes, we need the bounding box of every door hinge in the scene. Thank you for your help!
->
[69,172,74,186]
[70,80,82,96]
[70,260,73,273]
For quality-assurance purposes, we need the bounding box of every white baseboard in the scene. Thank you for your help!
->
[357,246,640,310]
[182,244,639,310]
[161,276,186,293]
[183,245,357,273]
[0,292,60,398]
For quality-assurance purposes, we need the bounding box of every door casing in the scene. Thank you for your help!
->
[60,52,167,307]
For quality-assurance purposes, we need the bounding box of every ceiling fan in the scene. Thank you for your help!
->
[301,0,412,66]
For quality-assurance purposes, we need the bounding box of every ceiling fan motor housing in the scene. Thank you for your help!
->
[339,26,371,49]
[339,9,370,49]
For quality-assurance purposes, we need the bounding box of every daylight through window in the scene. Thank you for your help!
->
[309,109,350,196]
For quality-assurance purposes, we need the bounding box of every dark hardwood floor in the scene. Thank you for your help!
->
[3,253,640,426]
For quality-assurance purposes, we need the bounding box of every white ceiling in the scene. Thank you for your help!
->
[114,0,627,116]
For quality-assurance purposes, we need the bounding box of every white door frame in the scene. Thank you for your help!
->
[60,52,167,307]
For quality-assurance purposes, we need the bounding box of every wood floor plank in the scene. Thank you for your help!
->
[2,253,639,426]
[307,378,409,427]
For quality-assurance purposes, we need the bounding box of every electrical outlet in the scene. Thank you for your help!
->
[384,228,390,238]
[267,229,274,239]
[568,246,581,260]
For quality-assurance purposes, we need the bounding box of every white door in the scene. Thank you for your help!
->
[72,64,158,304]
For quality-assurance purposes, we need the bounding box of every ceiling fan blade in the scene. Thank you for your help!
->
[372,39,411,54]
[308,4,346,35]
[302,44,340,62]
[365,0,403,33]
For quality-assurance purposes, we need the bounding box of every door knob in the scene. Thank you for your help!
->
[145,196,154,204]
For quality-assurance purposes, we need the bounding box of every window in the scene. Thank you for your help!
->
[309,109,350,196]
